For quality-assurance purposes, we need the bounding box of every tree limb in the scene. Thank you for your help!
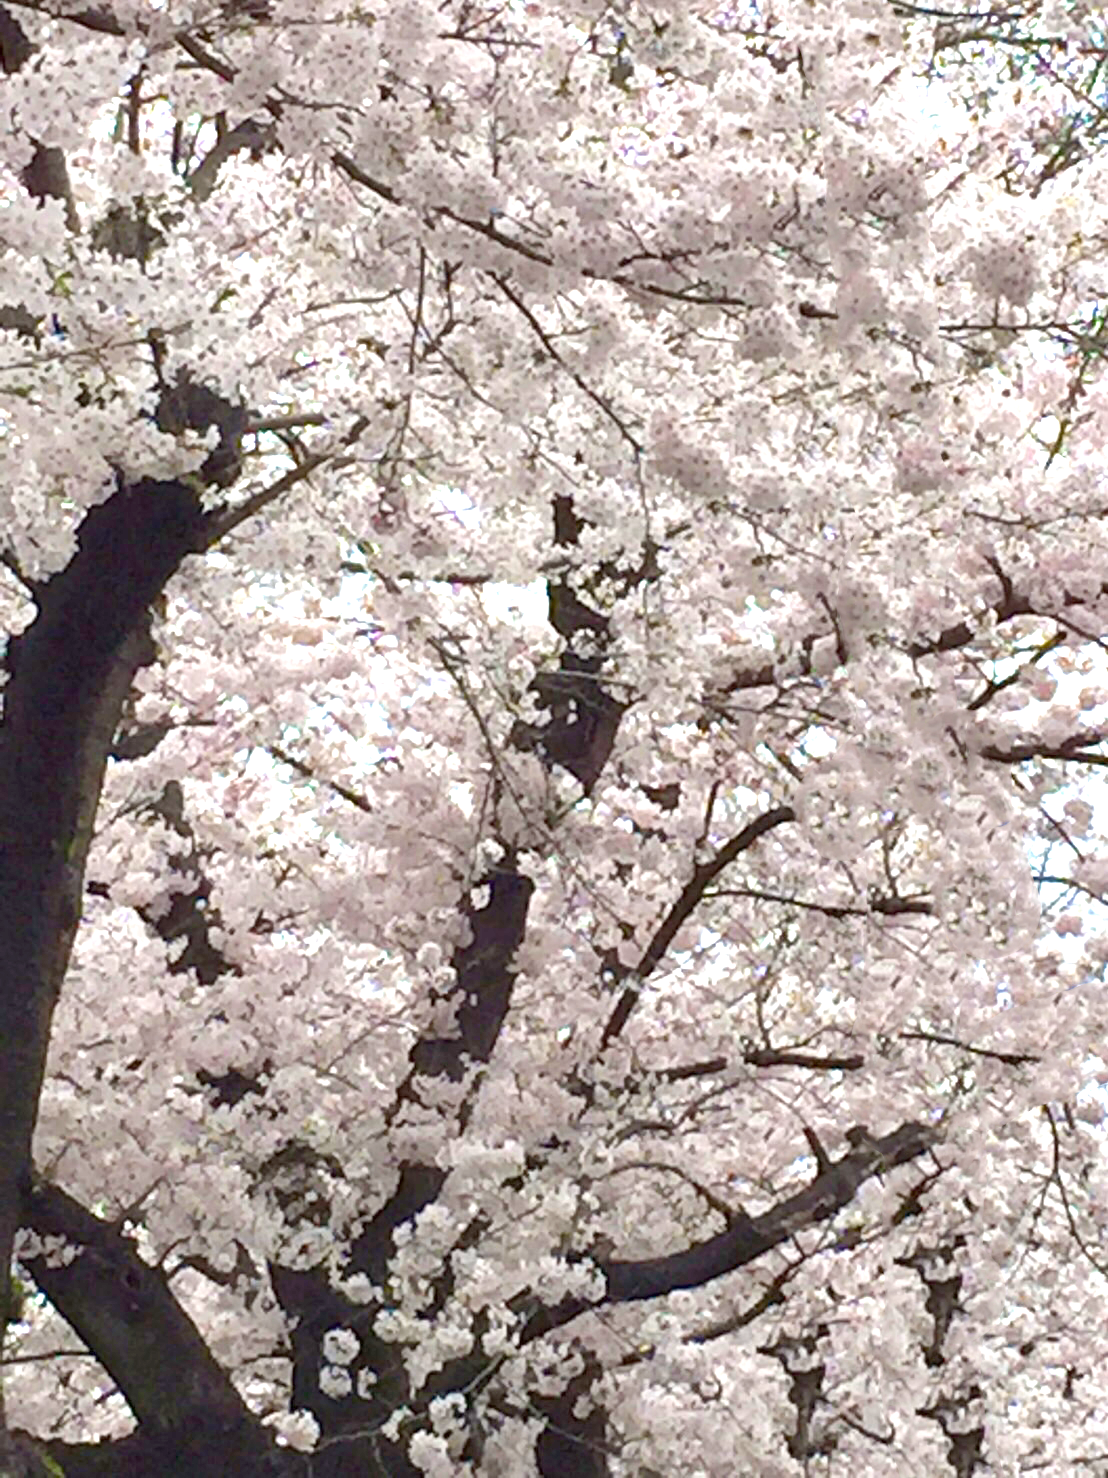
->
[521,1120,937,1340]
[0,479,205,1348]
[600,805,796,1047]
[19,1177,286,1469]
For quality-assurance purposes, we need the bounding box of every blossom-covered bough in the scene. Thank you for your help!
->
[1,1,1108,1473]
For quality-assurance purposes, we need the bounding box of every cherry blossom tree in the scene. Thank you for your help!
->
[2,1,1108,1473]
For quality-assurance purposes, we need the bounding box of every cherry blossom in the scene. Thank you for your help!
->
[2,3,1108,1475]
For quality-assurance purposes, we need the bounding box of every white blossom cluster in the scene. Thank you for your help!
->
[2,0,1108,1473]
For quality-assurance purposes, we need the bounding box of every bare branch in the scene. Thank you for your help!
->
[492,274,644,455]
[981,735,1108,766]
[602,1159,742,1228]
[710,884,932,919]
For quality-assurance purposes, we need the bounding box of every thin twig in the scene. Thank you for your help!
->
[268,745,373,815]
[1044,1106,1108,1280]
[901,1030,1039,1066]
[492,273,644,455]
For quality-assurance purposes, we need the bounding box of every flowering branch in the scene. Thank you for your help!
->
[521,1120,937,1341]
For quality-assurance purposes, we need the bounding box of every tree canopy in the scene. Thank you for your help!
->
[2,1,1108,1473]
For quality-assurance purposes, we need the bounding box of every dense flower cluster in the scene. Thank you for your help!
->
[1,2,1108,1475]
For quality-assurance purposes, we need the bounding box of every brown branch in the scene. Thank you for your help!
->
[0,5,78,227]
[3,1,124,35]
[745,1046,865,1071]
[124,781,239,987]
[716,583,1072,698]
[0,478,204,1343]
[328,148,403,207]
[900,1030,1040,1066]
[980,736,1108,766]
[655,1056,728,1081]
[492,274,644,455]
[966,632,1066,711]
[618,1262,796,1368]
[1043,1105,1108,1281]
[908,582,1108,661]
[521,1119,937,1340]
[1,1348,91,1365]
[175,29,237,83]
[269,857,536,1450]
[0,546,37,595]
[600,805,796,1047]
[246,410,328,434]
[268,743,373,814]
[188,117,274,200]
[19,1177,280,1464]
[870,894,933,916]
[203,414,370,545]
[602,1159,743,1228]
[275,493,637,1438]
[710,885,931,919]
[342,859,534,1290]
[509,496,628,791]
[802,1124,833,1173]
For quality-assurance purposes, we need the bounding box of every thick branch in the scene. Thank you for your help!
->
[187,117,275,201]
[135,780,239,986]
[510,498,646,790]
[0,479,204,1351]
[344,860,534,1284]
[521,1120,936,1341]
[272,497,634,1445]
[19,1177,281,1466]
[3,1,123,34]
[32,1428,286,1478]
